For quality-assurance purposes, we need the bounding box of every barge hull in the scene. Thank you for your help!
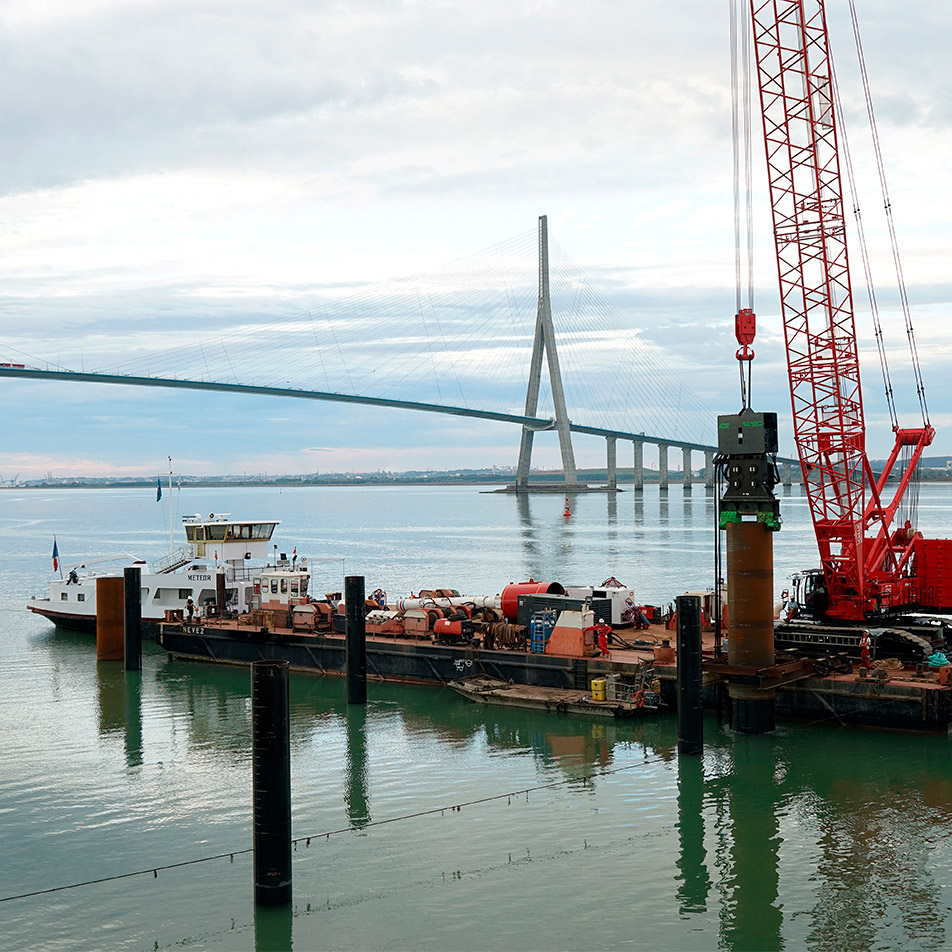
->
[158,626,610,690]
[158,625,952,732]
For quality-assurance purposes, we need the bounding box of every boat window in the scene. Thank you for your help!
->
[178,589,192,599]
[300,578,308,594]
[206,525,227,541]
[271,580,278,594]
[185,525,201,542]
[280,579,288,594]
[290,581,299,596]
[77,593,85,602]
[237,525,251,539]
[60,593,68,601]
[252,523,276,540]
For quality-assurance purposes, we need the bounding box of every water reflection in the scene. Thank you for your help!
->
[634,493,644,525]
[718,743,783,952]
[683,729,952,951]
[96,659,126,734]
[515,492,537,566]
[153,663,676,783]
[36,629,952,949]
[95,658,143,767]
[675,753,710,914]
[791,730,950,951]
[123,671,143,767]
[345,705,370,827]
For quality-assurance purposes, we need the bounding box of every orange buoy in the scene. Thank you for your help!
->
[564,497,571,518]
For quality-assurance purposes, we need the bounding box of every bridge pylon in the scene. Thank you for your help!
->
[508,216,591,493]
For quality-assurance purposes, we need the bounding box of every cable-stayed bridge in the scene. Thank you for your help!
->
[0,216,796,489]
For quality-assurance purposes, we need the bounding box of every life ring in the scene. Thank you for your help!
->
[634,689,646,708]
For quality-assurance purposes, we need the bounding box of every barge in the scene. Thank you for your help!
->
[157,607,952,732]
[449,675,662,718]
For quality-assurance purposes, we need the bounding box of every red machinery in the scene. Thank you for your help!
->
[747,0,952,626]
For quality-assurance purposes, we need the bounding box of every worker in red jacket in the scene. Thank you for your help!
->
[859,631,871,670]
[586,618,613,658]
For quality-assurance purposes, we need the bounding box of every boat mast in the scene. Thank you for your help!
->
[168,456,174,555]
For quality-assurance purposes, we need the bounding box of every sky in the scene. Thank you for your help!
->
[1,0,950,479]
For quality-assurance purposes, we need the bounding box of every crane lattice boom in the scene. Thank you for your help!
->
[749,0,936,620]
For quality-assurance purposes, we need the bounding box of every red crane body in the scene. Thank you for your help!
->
[748,0,952,620]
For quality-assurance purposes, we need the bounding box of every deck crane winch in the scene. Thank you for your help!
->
[743,1,952,654]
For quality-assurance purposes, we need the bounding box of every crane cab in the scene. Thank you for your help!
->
[786,570,828,621]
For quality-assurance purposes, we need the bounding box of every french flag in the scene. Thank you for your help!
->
[52,537,59,572]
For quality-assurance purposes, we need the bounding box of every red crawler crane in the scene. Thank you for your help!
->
[747,1,952,634]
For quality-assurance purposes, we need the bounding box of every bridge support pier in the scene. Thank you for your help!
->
[705,451,714,489]
[606,437,617,491]
[682,447,692,491]
[659,443,669,492]
[782,462,794,487]
[633,441,644,491]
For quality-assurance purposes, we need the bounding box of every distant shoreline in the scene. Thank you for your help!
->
[5,471,952,490]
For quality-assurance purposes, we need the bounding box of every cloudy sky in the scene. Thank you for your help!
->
[1,0,950,479]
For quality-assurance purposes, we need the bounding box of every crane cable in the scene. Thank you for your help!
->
[729,0,754,410]
[828,47,898,432]
[848,0,930,428]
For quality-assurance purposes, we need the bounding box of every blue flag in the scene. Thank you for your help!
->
[156,477,162,502]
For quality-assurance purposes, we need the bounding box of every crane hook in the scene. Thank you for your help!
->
[734,307,756,363]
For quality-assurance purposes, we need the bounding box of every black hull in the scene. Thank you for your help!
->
[157,625,952,732]
[28,606,161,639]
[158,626,604,690]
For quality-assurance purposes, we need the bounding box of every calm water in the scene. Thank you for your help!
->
[2,484,952,951]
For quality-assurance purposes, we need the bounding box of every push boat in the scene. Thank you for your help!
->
[27,513,312,637]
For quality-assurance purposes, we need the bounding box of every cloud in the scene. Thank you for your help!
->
[0,0,948,477]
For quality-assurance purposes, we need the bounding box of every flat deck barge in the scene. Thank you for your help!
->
[157,620,952,732]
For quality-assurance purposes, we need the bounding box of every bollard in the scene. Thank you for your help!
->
[345,575,367,705]
[676,594,703,755]
[123,566,142,672]
[96,576,125,661]
[252,660,292,906]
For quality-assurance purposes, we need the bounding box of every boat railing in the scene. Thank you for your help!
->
[153,546,194,574]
